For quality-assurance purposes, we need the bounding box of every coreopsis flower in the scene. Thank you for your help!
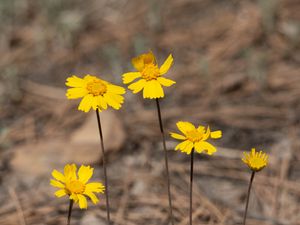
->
[122,51,175,99]
[50,164,105,209]
[66,75,125,113]
[242,148,268,172]
[170,121,222,155]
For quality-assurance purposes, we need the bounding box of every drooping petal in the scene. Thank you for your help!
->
[128,79,146,93]
[85,182,105,193]
[70,193,79,203]
[78,165,94,184]
[143,80,164,99]
[176,121,195,135]
[211,130,222,139]
[84,191,99,204]
[181,141,194,154]
[132,56,145,72]
[66,87,88,99]
[97,95,108,110]
[52,170,66,183]
[106,84,126,94]
[50,179,65,188]
[77,194,88,209]
[159,54,173,75]
[122,72,142,84]
[157,77,176,87]
[103,93,122,110]
[54,189,67,198]
[91,96,98,111]
[175,140,191,151]
[66,75,86,88]
[194,141,216,155]
[78,94,94,112]
[202,126,210,141]
[170,132,187,140]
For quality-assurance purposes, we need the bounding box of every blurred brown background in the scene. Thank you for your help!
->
[0,0,300,224]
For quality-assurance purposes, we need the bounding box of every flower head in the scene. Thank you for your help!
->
[50,164,105,209]
[122,51,175,99]
[242,148,268,172]
[170,121,222,155]
[66,75,126,113]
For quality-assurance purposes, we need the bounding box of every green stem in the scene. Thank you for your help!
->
[67,199,73,225]
[243,171,255,225]
[189,148,195,225]
[96,109,111,225]
[155,99,175,225]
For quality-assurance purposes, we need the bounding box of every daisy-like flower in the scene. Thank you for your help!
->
[50,164,105,209]
[122,51,175,99]
[242,148,268,172]
[66,75,126,113]
[170,121,222,155]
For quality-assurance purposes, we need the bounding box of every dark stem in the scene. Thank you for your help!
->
[189,148,195,225]
[96,109,111,225]
[155,98,175,225]
[243,171,255,225]
[67,199,73,225]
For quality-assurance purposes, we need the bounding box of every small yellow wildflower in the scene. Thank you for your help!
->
[66,75,126,113]
[242,148,268,172]
[170,121,222,155]
[122,51,175,99]
[50,164,105,209]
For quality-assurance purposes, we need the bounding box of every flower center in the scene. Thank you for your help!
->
[86,79,107,96]
[186,129,203,142]
[141,64,160,81]
[66,180,85,194]
[250,158,266,168]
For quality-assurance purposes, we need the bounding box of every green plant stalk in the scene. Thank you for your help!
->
[243,171,255,225]
[155,98,175,225]
[96,109,111,225]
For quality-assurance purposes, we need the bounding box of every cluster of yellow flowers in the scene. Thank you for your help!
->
[50,51,269,224]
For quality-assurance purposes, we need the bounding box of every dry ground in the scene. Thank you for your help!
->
[0,0,300,224]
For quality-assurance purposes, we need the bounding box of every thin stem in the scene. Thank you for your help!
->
[96,109,111,225]
[155,98,175,225]
[243,171,255,225]
[189,148,194,225]
[67,199,73,225]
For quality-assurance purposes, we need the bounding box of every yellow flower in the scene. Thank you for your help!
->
[122,51,175,99]
[50,164,105,209]
[170,121,222,155]
[66,75,126,113]
[242,148,268,172]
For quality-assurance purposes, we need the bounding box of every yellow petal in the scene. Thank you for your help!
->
[52,170,66,183]
[143,80,164,99]
[182,141,194,154]
[91,96,98,111]
[122,72,142,84]
[194,141,216,155]
[103,93,123,110]
[78,94,94,112]
[66,87,88,99]
[175,140,191,151]
[64,164,77,181]
[211,130,222,139]
[78,165,93,184]
[85,182,105,193]
[159,54,173,75]
[202,126,210,141]
[54,189,67,198]
[157,77,176,87]
[70,193,79,203]
[50,179,65,188]
[132,56,145,72]
[107,84,126,94]
[176,121,195,135]
[128,79,146,94]
[84,191,99,204]
[97,95,108,110]
[170,132,186,140]
[66,75,86,88]
[77,194,88,209]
